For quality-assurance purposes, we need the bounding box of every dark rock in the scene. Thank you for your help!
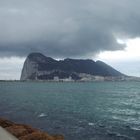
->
[0,117,64,140]
[20,52,124,80]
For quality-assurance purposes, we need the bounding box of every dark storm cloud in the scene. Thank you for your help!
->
[0,0,140,58]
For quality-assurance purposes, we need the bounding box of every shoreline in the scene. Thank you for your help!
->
[1,75,140,82]
[0,117,64,140]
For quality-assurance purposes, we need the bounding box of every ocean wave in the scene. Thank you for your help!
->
[107,131,135,140]
[130,127,140,131]
[88,122,94,126]
[38,113,47,118]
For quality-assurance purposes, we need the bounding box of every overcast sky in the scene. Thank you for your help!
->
[0,0,140,79]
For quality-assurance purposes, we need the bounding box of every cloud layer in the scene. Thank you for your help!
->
[0,0,140,58]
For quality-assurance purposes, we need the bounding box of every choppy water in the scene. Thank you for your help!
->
[0,81,140,140]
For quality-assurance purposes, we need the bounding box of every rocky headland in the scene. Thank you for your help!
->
[0,117,64,140]
[20,52,125,81]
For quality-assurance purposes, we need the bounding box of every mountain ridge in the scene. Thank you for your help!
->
[20,52,124,81]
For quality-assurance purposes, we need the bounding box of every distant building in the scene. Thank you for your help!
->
[54,76,59,81]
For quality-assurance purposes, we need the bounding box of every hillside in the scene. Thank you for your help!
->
[20,53,124,81]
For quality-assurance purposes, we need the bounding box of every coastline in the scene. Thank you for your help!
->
[1,75,140,82]
[0,117,64,140]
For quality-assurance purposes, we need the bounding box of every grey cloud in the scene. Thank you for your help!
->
[0,0,140,58]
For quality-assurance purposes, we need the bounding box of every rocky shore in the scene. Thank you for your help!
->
[0,117,64,140]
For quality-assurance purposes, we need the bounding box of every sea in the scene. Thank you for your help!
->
[0,81,140,140]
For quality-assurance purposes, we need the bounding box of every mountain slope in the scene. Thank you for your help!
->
[20,53,124,80]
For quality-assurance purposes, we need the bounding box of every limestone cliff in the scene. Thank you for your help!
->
[20,52,124,81]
